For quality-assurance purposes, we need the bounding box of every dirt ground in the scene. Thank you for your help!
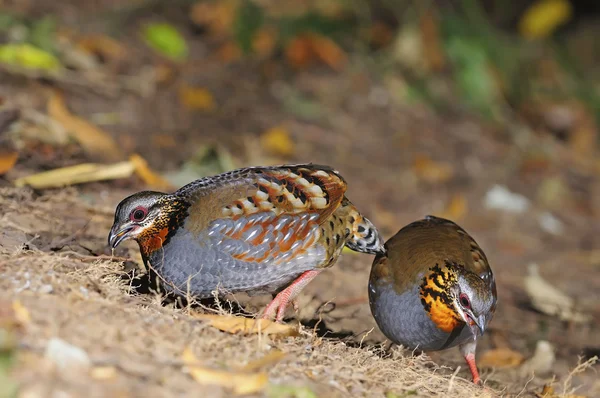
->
[1,2,600,397]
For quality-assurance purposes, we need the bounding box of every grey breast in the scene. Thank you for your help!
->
[368,280,473,351]
[149,212,326,298]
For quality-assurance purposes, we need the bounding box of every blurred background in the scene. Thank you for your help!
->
[1,0,599,396]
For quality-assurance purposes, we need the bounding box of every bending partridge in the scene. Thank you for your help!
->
[368,216,497,384]
[109,163,384,321]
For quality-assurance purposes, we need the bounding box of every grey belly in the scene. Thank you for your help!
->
[147,229,325,298]
[368,281,473,351]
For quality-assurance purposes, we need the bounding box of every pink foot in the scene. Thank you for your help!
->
[465,352,481,385]
[261,270,321,322]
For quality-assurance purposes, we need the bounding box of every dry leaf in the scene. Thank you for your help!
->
[524,263,591,323]
[479,348,525,369]
[14,161,134,189]
[91,366,117,380]
[260,126,294,157]
[285,36,314,69]
[519,340,555,376]
[178,86,216,112]
[367,22,394,49]
[238,350,286,372]
[0,151,18,175]
[216,41,243,63]
[436,194,467,221]
[252,26,278,59]
[535,384,587,398]
[182,348,268,395]
[309,33,347,71]
[412,154,454,184]
[190,1,237,38]
[78,34,127,63]
[47,91,124,162]
[194,314,299,337]
[11,300,31,325]
[419,9,445,71]
[129,153,175,191]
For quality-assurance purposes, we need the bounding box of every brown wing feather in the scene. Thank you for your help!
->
[177,164,347,235]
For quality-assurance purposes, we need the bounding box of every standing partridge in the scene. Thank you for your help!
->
[109,163,384,322]
[368,215,497,384]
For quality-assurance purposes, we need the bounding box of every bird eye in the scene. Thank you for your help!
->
[459,293,471,309]
[130,207,147,221]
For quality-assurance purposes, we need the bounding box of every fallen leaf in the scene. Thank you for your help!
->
[367,22,394,49]
[252,26,277,58]
[484,185,530,213]
[78,34,127,63]
[479,348,525,369]
[419,9,445,71]
[267,384,318,398]
[194,314,299,337]
[151,134,177,148]
[129,153,175,191]
[524,263,591,323]
[47,92,124,162]
[436,194,467,221]
[238,350,286,372]
[0,151,18,175]
[91,366,117,380]
[216,41,243,63]
[14,161,135,189]
[519,0,573,39]
[11,301,30,325]
[142,22,188,61]
[309,33,347,71]
[535,384,588,398]
[285,35,314,69]
[412,154,454,184]
[178,85,217,111]
[190,1,237,38]
[260,126,294,157]
[45,338,91,373]
[183,348,268,395]
[0,43,61,71]
[519,340,555,376]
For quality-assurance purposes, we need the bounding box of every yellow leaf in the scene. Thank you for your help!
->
[11,300,31,325]
[91,366,117,380]
[479,348,525,369]
[0,151,18,175]
[239,350,286,372]
[260,126,294,157]
[182,348,268,395]
[0,43,61,71]
[47,91,124,162]
[14,161,135,189]
[178,86,216,111]
[252,26,278,59]
[129,153,175,191]
[436,194,467,221]
[519,0,573,39]
[412,154,454,184]
[194,314,299,337]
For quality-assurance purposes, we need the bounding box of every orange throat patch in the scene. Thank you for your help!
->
[139,227,170,256]
[419,265,463,333]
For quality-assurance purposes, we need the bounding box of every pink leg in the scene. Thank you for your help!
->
[464,353,481,385]
[261,270,322,322]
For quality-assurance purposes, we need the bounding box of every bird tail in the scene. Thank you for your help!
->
[340,197,385,255]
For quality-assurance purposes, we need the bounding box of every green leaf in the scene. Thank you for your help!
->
[142,22,188,61]
[233,0,264,54]
[0,43,61,71]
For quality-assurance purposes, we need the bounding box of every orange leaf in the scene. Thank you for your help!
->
[129,154,174,191]
[285,35,315,69]
[252,26,278,59]
[412,154,454,184]
[436,194,467,221]
[308,33,347,71]
[190,1,237,38]
[47,91,124,162]
[0,151,18,175]
[479,348,525,369]
[216,41,242,63]
[78,34,127,63]
[178,85,216,111]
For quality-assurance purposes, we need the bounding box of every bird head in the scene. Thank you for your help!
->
[450,269,495,338]
[108,191,168,249]
[420,262,495,337]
